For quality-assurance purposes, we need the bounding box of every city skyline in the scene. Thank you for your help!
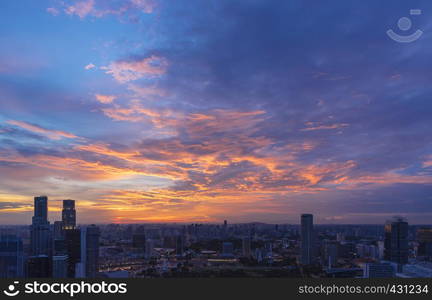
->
[0,195,429,226]
[0,196,430,279]
[1,0,432,225]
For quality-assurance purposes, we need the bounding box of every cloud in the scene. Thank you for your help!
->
[65,0,95,19]
[101,101,167,123]
[101,55,168,83]
[84,63,96,70]
[46,7,59,16]
[0,201,32,212]
[51,0,156,19]
[6,120,78,140]
[423,156,432,168]
[4,0,432,224]
[95,94,116,104]
[301,123,349,131]
[128,0,156,14]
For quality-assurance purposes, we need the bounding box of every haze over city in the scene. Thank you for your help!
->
[1,0,432,225]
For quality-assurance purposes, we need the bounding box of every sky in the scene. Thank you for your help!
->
[0,0,432,225]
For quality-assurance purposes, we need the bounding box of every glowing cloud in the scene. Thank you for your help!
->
[95,94,116,104]
[6,120,78,140]
[102,56,168,83]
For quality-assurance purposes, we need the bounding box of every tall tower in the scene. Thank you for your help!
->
[64,228,81,278]
[33,196,48,223]
[62,199,80,277]
[62,200,76,230]
[84,225,100,278]
[384,217,408,267]
[0,235,24,278]
[30,196,51,256]
[300,214,314,265]
[417,227,432,257]
[242,237,252,258]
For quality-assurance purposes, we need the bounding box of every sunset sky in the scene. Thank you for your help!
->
[1,0,432,224]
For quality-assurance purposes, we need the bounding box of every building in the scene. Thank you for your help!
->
[30,196,51,256]
[145,239,155,259]
[417,227,432,257]
[52,255,68,278]
[254,248,263,262]
[53,239,66,256]
[397,261,432,278]
[264,241,273,258]
[301,214,314,265]
[175,235,184,256]
[132,234,146,250]
[323,241,339,268]
[82,225,100,278]
[27,255,50,278]
[377,241,385,259]
[0,235,24,278]
[53,221,63,240]
[62,200,76,230]
[356,243,379,259]
[384,217,408,268]
[363,263,395,278]
[64,228,81,278]
[222,220,228,238]
[75,262,85,278]
[221,242,234,257]
[242,237,251,257]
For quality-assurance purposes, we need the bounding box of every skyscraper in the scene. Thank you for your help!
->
[52,255,68,278]
[30,196,51,256]
[301,214,314,265]
[83,225,100,278]
[27,255,50,278]
[242,237,251,258]
[221,242,234,257]
[53,221,63,240]
[62,200,76,230]
[384,217,409,267]
[0,235,24,278]
[175,235,184,256]
[417,227,432,257]
[64,228,81,278]
[33,196,48,221]
[323,241,339,268]
[363,263,395,278]
[132,234,146,251]
[145,239,155,259]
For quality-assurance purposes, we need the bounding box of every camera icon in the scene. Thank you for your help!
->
[3,281,20,297]
[387,9,423,43]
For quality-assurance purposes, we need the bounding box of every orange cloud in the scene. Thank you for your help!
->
[102,55,168,83]
[95,94,116,104]
[6,120,78,140]
[337,171,432,189]
[422,156,432,168]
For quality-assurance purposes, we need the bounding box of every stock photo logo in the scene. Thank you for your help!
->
[3,281,20,297]
[387,9,423,43]
[2,281,127,298]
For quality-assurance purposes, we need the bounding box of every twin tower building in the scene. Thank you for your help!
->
[29,196,100,278]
